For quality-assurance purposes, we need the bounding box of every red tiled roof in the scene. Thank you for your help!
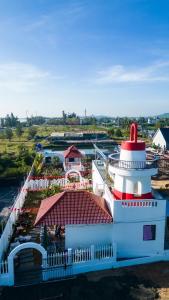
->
[64,145,83,158]
[34,190,112,226]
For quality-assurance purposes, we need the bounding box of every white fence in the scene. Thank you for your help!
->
[0,243,115,286]
[27,178,70,190]
[46,244,113,267]
[42,244,114,281]
[27,178,91,191]
[2,241,169,286]
[0,260,8,274]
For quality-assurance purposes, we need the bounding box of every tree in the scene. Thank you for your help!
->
[155,121,161,129]
[27,126,37,140]
[4,113,18,127]
[16,123,23,138]
[115,128,123,137]
[108,128,115,137]
[5,128,13,140]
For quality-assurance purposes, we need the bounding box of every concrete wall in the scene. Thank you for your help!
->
[65,223,113,249]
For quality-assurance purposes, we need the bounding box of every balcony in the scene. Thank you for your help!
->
[109,154,158,170]
[63,162,85,172]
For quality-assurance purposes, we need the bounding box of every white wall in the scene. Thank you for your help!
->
[92,160,166,259]
[112,200,166,257]
[114,174,152,194]
[120,149,146,161]
[65,223,113,249]
[153,130,166,149]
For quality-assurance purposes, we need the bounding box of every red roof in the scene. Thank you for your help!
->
[34,190,112,226]
[64,145,83,159]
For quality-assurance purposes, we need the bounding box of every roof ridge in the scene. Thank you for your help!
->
[89,192,112,218]
[34,191,66,225]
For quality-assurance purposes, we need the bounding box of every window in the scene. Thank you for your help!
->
[143,225,156,241]
[69,158,75,162]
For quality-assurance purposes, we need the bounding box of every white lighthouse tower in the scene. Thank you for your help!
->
[109,123,157,200]
[93,122,166,258]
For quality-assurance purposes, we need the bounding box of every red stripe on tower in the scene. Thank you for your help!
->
[113,189,153,200]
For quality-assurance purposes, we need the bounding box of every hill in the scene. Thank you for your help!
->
[157,113,169,119]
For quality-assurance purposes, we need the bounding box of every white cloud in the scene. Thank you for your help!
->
[0,62,62,92]
[94,61,169,84]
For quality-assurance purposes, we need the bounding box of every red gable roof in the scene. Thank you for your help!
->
[34,190,112,226]
[64,145,83,159]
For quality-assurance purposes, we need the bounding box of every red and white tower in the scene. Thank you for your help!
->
[109,123,157,200]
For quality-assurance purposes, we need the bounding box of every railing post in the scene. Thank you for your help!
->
[67,248,72,265]
[113,242,117,262]
[91,245,95,261]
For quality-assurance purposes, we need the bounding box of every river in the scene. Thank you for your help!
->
[0,185,19,220]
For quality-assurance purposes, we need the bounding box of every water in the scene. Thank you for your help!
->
[0,185,19,219]
[42,147,118,160]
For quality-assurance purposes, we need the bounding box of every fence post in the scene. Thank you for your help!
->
[67,248,72,265]
[91,245,95,261]
[113,242,117,262]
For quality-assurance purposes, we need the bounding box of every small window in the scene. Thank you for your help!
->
[143,225,156,241]
[69,158,75,162]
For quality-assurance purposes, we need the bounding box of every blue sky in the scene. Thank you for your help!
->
[0,0,169,117]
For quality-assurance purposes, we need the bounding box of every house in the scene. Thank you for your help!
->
[63,145,84,171]
[153,128,169,150]
[35,190,112,249]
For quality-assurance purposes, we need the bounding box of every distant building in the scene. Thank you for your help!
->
[49,131,108,141]
[153,128,169,150]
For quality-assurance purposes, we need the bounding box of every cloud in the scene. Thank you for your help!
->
[0,62,62,92]
[94,61,169,84]
[24,15,50,32]
[24,1,86,33]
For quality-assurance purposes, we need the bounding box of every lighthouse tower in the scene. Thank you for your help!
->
[93,124,166,258]
[110,123,157,200]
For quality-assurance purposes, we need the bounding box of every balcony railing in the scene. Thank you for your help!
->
[109,157,158,170]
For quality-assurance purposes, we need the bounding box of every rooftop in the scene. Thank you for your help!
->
[35,190,112,226]
[64,145,83,159]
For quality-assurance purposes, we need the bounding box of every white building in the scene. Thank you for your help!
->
[93,123,166,258]
[153,128,169,150]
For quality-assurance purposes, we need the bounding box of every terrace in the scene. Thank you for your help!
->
[109,153,158,170]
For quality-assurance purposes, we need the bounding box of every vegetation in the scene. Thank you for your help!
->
[0,144,35,181]
[5,128,13,140]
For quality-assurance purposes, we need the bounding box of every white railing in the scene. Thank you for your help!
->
[27,178,70,190]
[45,244,114,268]
[0,260,8,274]
[42,244,115,281]
[27,178,91,191]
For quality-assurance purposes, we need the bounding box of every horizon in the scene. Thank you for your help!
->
[0,0,169,117]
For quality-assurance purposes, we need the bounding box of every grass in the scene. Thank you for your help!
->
[0,125,108,154]
[0,124,152,155]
